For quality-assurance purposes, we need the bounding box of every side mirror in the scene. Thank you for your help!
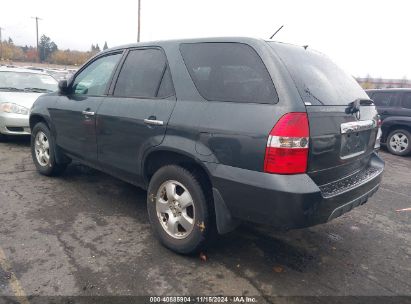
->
[58,80,69,94]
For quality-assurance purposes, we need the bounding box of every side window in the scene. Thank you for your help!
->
[157,67,174,98]
[114,49,173,98]
[372,92,400,107]
[72,53,122,96]
[180,43,278,103]
[401,93,411,109]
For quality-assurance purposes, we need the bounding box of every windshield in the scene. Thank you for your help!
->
[0,71,58,92]
[269,42,369,105]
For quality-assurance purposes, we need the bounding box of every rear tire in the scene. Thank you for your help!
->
[31,122,68,176]
[147,165,216,254]
[386,129,411,156]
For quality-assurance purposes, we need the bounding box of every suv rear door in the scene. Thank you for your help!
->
[270,42,380,185]
[96,47,176,184]
[400,92,411,117]
[370,90,402,121]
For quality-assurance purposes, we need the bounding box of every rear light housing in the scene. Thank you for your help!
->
[264,112,309,174]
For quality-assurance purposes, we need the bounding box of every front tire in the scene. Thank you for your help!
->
[31,122,67,176]
[386,129,411,156]
[147,165,215,254]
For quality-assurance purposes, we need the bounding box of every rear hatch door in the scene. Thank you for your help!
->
[269,42,379,185]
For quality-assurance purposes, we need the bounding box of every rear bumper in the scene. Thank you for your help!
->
[207,152,384,231]
[0,113,30,135]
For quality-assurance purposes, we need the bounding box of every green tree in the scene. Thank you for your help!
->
[103,41,108,50]
[95,44,101,52]
[38,34,58,62]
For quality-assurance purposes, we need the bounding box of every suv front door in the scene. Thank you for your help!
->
[96,48,176,184]
[50,52,123,162]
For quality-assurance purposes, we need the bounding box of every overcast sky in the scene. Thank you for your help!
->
[1,0,410,78]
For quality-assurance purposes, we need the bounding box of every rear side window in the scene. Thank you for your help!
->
[180,43,278,103]
[114,48,174,98]
[372,92,400,107]
[401,93,411,109]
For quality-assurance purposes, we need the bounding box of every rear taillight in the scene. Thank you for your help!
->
[264,112,309,174]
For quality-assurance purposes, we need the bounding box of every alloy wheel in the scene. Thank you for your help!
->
[34,131,50,167]
[389,132,409,153]
[156,180,195,239]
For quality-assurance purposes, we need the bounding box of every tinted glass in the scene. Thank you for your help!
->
[270,42,368,105]
[157,67,174,98]
[402,92,411,109]
[180,43,277,103]
[372,92,400,107]
[72,53,121,96]
[114,49,171,98]
[0,71,57,92]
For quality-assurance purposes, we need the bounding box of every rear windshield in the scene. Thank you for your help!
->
[180,43,278,103]
[269,42,368,106]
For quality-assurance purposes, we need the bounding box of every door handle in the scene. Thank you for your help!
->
[144,118,164,126]
[82,110,95,116]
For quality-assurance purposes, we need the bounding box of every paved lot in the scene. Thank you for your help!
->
[0,136,410,301]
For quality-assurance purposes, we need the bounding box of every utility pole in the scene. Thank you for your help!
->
[137,0,141,42]
[31,16,42,61]
[0,27,3,60]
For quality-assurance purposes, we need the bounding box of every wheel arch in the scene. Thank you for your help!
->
[385,124,411,142]
[143,148,213,190]
[142,147,239,234]
[381,117,411,143]
[29,114,50,131]
[29,114,68,165]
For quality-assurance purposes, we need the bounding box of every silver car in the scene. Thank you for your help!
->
[0,67,58,138]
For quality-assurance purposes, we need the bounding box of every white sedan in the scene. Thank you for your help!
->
[0,67,58,139]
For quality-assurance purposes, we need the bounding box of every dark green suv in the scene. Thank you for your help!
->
[29,37,384,254]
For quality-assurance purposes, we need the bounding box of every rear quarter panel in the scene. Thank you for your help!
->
[163,38,305,172]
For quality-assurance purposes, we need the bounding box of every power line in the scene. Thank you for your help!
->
[31,16,42,61]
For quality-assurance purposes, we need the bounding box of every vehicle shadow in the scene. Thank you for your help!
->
[57,162,331,275]
[0,135,31,147]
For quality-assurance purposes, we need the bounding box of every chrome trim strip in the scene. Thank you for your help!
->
[340,119,375,134]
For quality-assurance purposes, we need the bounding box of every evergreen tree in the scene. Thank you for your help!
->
[38,34,58,62]
[103,41,108,50]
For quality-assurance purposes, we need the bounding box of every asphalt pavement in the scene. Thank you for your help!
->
[0,136,410,303]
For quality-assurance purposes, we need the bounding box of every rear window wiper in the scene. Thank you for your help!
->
[24,87,52,93]
[0,87,24,92]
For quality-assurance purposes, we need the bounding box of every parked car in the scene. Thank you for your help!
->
[29,37,384,254]
[366,88,411,156]
[45,69,76,81]
[0,67,58,139]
